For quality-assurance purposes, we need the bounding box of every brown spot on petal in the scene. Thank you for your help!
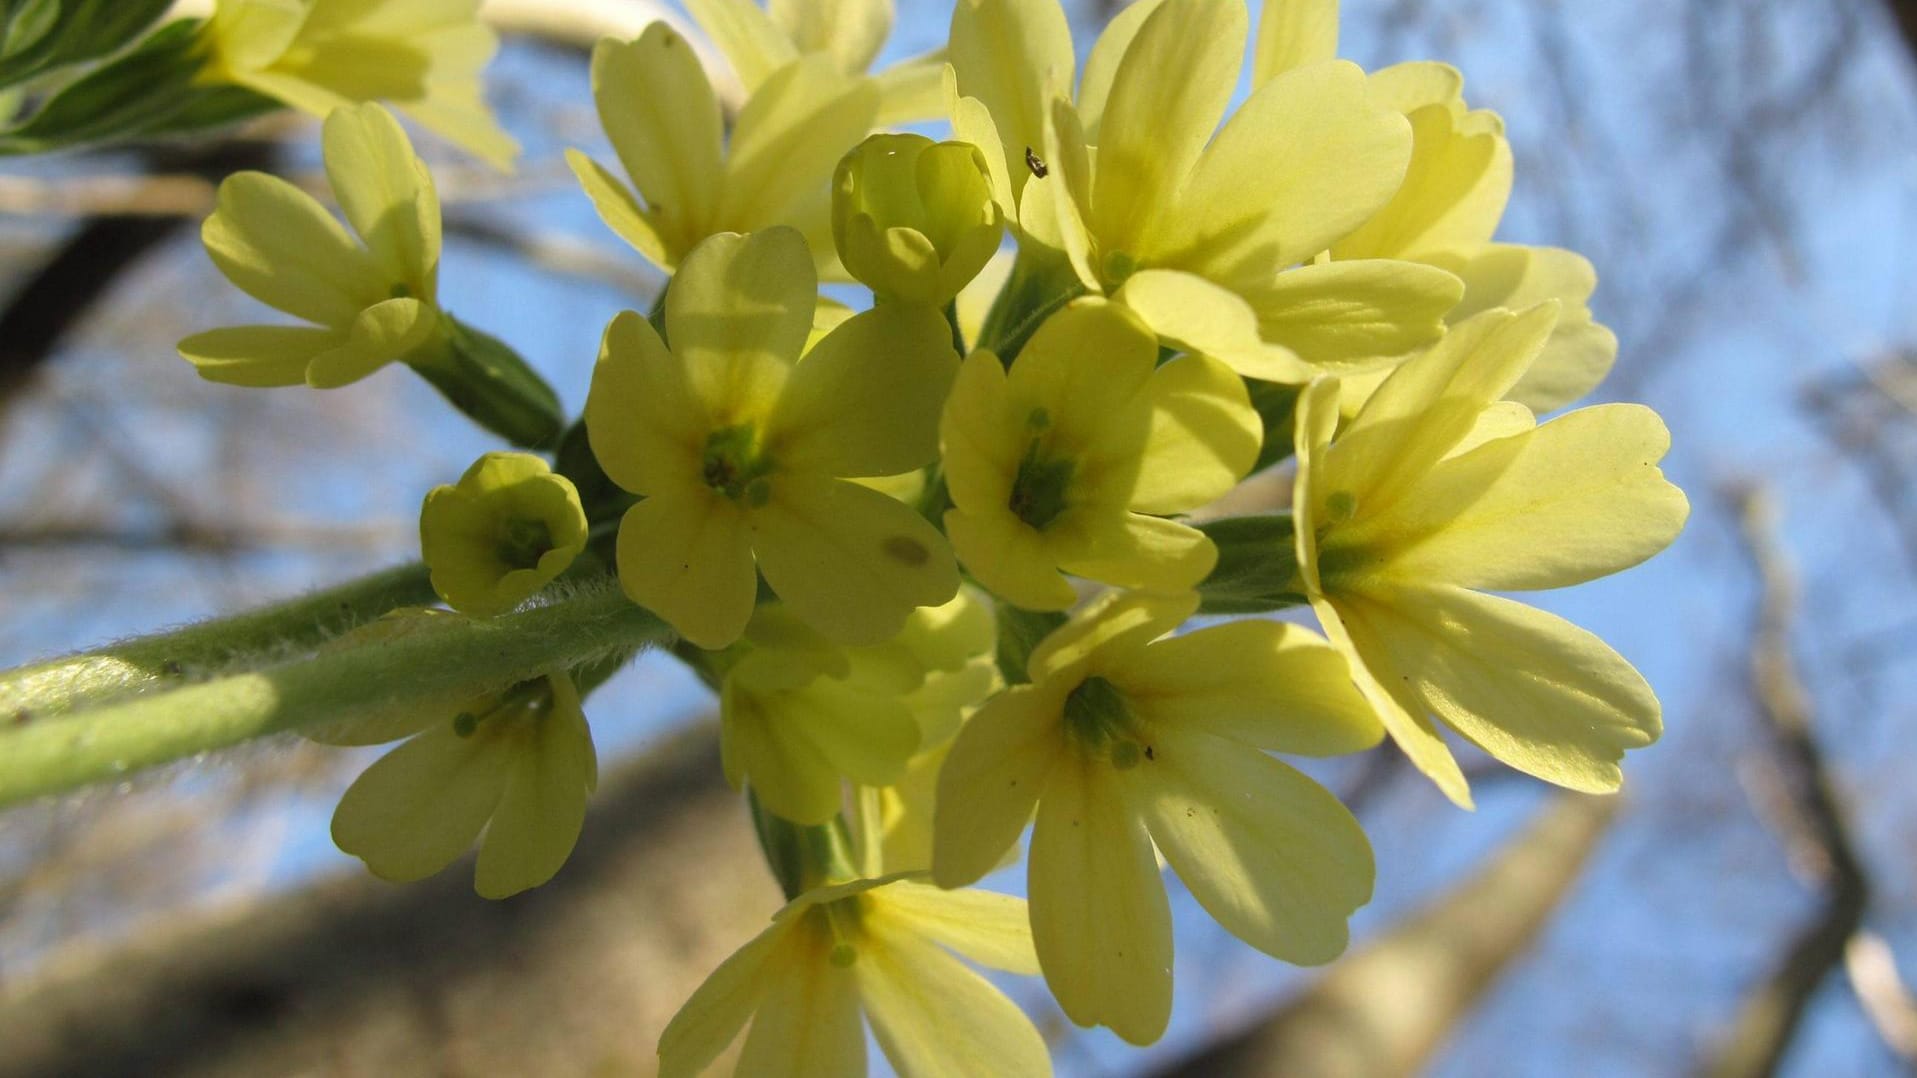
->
[883,536,929,566]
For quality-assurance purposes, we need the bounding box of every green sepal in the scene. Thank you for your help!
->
[409,313,565,450]
[1248,380,1301,472]
[0,0,172,91]
[749,792,858,901]
[994,604,1067,686]
[1196,514,1308,614]
[0,19,275,155]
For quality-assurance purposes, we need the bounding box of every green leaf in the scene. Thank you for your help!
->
[0,0,170,90]
[1196,514,1308,614]
[0,18,276,154]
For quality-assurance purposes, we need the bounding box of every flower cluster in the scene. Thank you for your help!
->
[173,0,1688,1072]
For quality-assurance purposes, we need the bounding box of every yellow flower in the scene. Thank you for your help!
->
[1292,303,1689,808]
[330,672,598,899]
[178,101,443,389]
[720,590,998,828]
[949,0,1462,381]
[585,227,960,650]
[933,591,1381,1044]
[419,452,587,617]
[568,23,878,277]
[940,299,1260,610]
[1324,59,1617,413]
[658,873,1049,1078]
[683,0,947,123]
[197,0,517,169]
[833,133,1004,306]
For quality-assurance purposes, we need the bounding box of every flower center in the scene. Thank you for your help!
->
[1062,675,1150,769]
[496,516,554,571]
[1007,408,1073,530]
[702,424,775,506]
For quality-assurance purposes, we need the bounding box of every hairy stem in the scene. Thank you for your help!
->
[0,562,437,721]
[0,581,668,809]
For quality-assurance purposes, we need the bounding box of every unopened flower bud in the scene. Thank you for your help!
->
[832,133,1003,305]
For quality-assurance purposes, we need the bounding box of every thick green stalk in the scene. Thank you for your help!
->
[0,562,437,721]
[0,581,668,809]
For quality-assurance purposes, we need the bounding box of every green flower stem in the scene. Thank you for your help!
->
[0,561,436,721]
[0,580,668,810]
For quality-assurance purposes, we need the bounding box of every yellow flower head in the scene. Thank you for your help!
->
[198,0,517,169]
[569,23,879,277]
[330,671,598,899]
[178,101,444,389]
[718,588,997,829]
[683,0,947,123]
[419,451,588,617]
[1327,58,1617,413]
[940,298,1260,610]
[933,590,1381,1044]
[832,133,1004,306]
[658,873,1048,1078]
[585,227,961,650]
[1292,303,1690,808]
[949,0,1462,382]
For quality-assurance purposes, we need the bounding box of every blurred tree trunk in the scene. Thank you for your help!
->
[1156,794,1619,1078]
[0,723,777,1078]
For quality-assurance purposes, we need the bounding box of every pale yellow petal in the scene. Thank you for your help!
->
[1131,351,1262,513]
[322,102,439,298]
[1027,589,1198,682]
[1384,404,1689,591]
[1063,512,1216,596]
[1122,620,1383,755]
[1130,724,1371,964]
[932,684,1065,888]
[614,487,757,650]
[948,0,1074,205]
[566,149,676,267]
[665,229,811,419]
[874,881,1039,975]
[770,0,891,74]
[1248,258,1463,371]
[751,475,959,645]
[589,25,724,253]
[735,936,866,1077]
[768,303,959,478]
[1331,99,1509,262]
[875,49,948,124]
[943,508,1079,612]
[178,325,346,387]
[657,920,794,1078]
[202,171,384,327]
[1076,0,1168,140]
[1089,0,1244,263]
[1167,61,1410,278]
[857,923,1052,1078]
[584,310,709,498]
[1342,584,1661,792]
[683,0,797,91]
[474,685,596,898]
[330,719,511,883]
[1252,0,1339,84]
[720,57,879,233]
[1030,754,1172,1045]
[1314,594,1474,807]
[307,296,436,388]
[1114,270,1315,384]
[1433,244,1616,411]
[1319,303,1559,523]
